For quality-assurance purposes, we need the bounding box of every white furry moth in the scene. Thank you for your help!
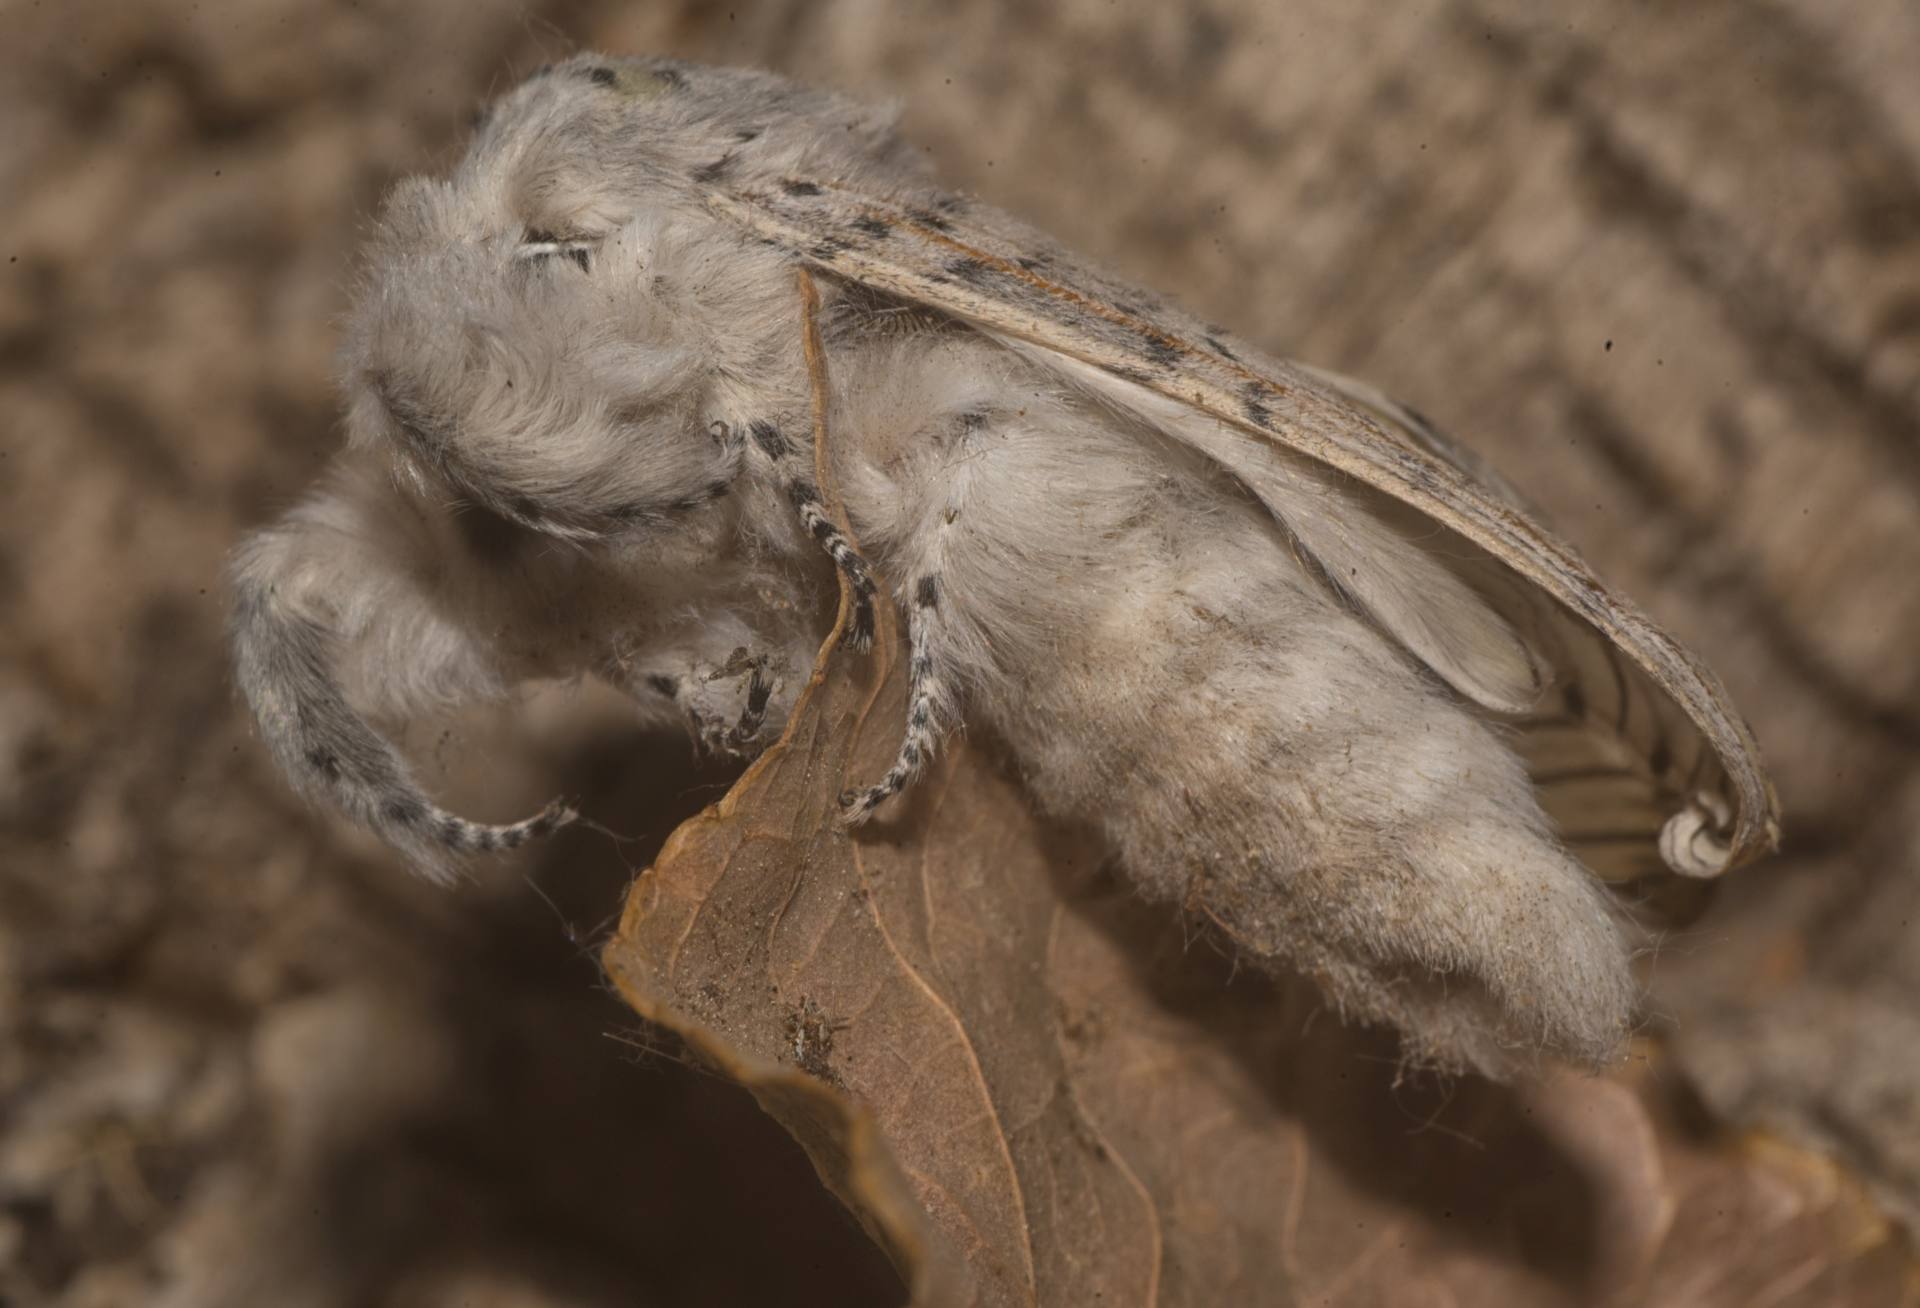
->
[231,54,1779,1073]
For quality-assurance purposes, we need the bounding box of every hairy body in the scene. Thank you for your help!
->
[233,54,1771,1074]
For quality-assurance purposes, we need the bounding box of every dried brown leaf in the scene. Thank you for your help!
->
[602,311,1914,1304]
[603,576,1914,1306]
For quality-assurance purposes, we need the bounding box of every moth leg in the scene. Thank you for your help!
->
[642,649,776,761]
[725,655,775,750]
[231,463,575,882]
[834,402,992,823]
[841,574,948,822]
[367,374,745,542]
[750,419,878,651]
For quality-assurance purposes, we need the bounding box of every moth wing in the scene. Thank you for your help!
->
[698,178,1780,879]
[1284,368,1769,893]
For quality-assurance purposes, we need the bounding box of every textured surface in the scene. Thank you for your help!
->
[607,536,1911,1306]
[4,1,1918,1304]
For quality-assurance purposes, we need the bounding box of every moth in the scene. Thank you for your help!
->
[231,54,1778,1074]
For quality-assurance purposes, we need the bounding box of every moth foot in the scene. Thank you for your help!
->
[685,648,773,760]
[647,649,778,762]
[840,594,876,653]
[836,775,901,827]
[717,651,774,751]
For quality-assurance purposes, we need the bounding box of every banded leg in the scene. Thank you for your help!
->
[834,403,995,823]
[751,419,877,651]
[419,799,577,854]
[727,656,775,749]
[231,464,577,883]
[644,648,777,760]
[841,574,950,822]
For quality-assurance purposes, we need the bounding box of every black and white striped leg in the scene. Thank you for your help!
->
[788,481,877,651]
[841,574,947,822]
[648,655,775,761]
[727,657,774,749]
[751,419,877,651]
[231,554,579,885]
[428,800,579,854]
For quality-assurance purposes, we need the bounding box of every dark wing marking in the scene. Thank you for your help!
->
[1293,368,1749,891]
[696,177,1780,876]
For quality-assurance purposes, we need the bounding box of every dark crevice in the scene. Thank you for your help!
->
[1555,387,1920,747]
[1468,5,1920,491]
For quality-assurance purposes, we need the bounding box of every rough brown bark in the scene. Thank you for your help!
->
[2,2,1914,1304]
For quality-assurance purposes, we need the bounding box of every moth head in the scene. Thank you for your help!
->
[339,156,721,538]
[335,54,896,538]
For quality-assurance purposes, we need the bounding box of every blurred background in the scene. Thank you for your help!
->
[2,2,1916,1304]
